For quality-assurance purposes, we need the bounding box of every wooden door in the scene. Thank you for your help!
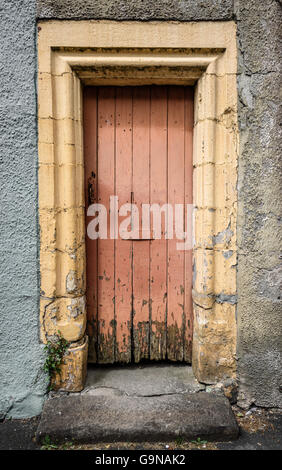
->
[84,86,193,364]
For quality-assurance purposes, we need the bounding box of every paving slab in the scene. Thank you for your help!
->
[82,364,205,397]
[0,417,39,450]
[36,392,238,443]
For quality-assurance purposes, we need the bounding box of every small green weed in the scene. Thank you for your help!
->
[175,436,185,446]
[191,437,208,445]
[43,331,69,389]
[61,441,74,450]
[41,435,58,450]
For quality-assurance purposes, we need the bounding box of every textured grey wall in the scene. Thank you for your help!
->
[0,0,281,417]
[0,0,47,418]
[235,0,282,409]
[36,0,234,21]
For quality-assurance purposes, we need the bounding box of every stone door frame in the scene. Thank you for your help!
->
[37,20,238,391]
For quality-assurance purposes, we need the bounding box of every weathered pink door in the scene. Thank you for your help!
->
[84,86,193,364]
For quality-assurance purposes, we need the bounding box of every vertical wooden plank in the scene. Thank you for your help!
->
[84,87,98,362]
[167,86,185,361]
[149,86,168,360]
[115,87,133,362]
[132,87,150,362]
[184,87,194,362]
[97,87,115,363]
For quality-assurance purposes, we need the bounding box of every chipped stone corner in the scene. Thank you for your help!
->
[41,295,87,344]
[206,378,238,405]
[192,300,237,385]
[51,335,89,392]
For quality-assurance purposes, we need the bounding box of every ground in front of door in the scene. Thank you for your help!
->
[0,364,281,450]
[0,407,281,451]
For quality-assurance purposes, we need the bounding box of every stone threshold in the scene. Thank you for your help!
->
[36,365,239,443]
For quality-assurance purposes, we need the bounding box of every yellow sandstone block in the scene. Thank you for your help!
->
[42,295,87,342]
[40,249,56,298]
[39,209,56,252]
[193,248,214,295]
[194,208,214,249]
[213,249,237,296]
[52,336,88,392]
[38,118,54,144]
[54,118,76,146]
[54,143,76,165]
[38,164,55,209]
[193,164,215,208]
[55,206,85,253]
[38,142,54,165]
[192,302,236,383]
[193,120,236,167]
[37,73,53,119]
[53,73,75,120]
[55,245,86,297]
[54,164,80,209]
[195,74,237,124]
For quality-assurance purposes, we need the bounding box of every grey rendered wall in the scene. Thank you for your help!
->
[0,1,280,418]
[0,0,47,418]
[36,0,234,20]
[235,0,282,409]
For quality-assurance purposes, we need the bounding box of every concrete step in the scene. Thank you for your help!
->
[36,392,239,443]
